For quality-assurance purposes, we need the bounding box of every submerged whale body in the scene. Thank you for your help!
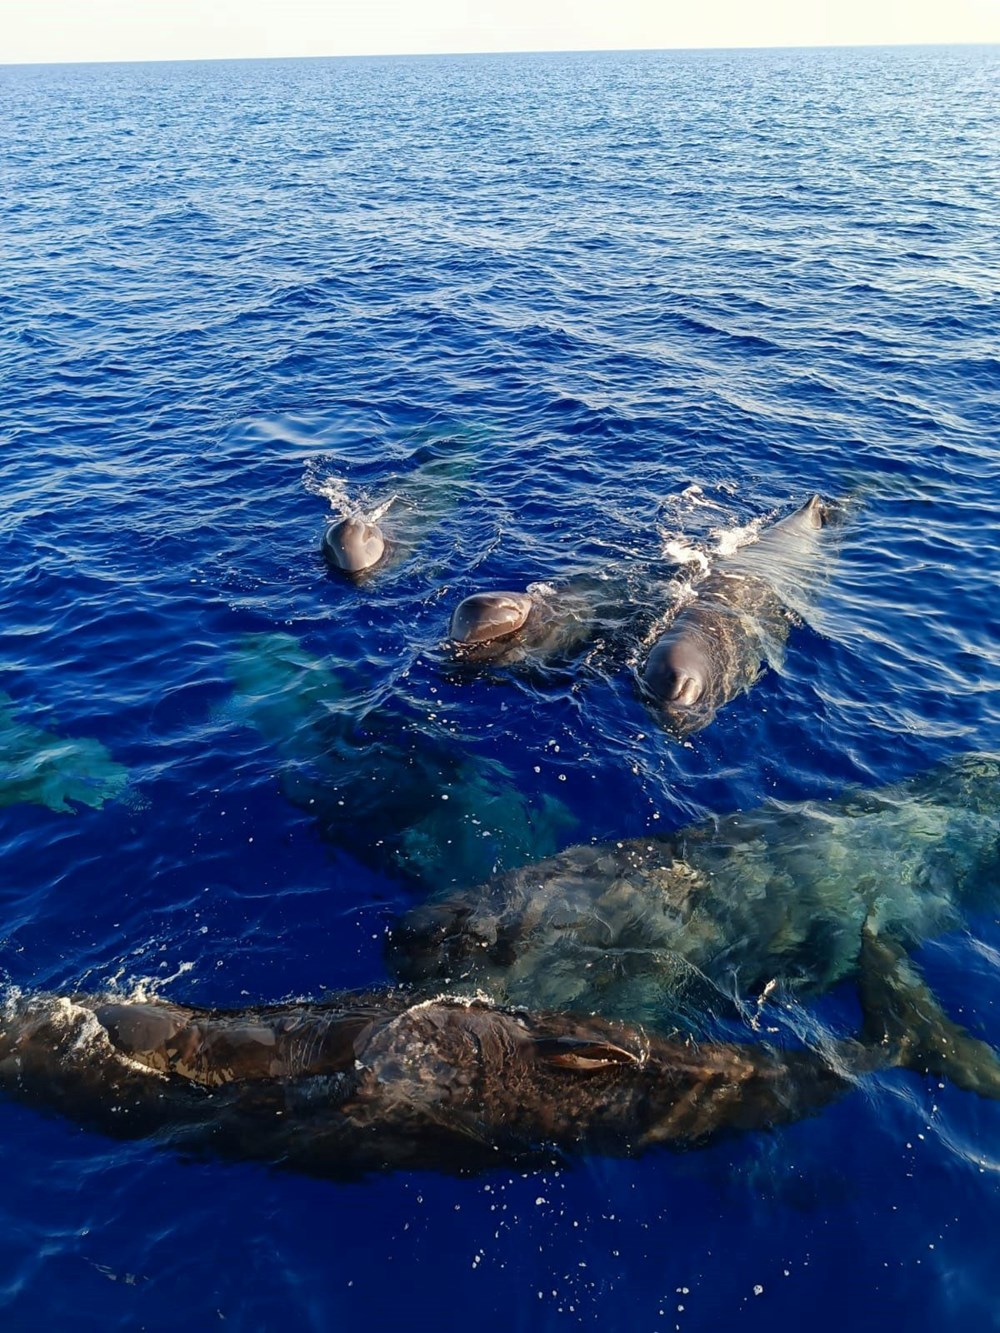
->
[0,692,128,814]
[389,753,1000,1085]
[641,494,834,734]
[226,632,576,886]
[0,936,981,1179]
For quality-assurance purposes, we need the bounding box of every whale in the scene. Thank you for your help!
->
[322,515,387,577]
[0,934,984,1179]
[388,752,1000,1091]
[0,692,128,814]
[311,441,479,584]
[447,580,600,668]
[641,494,834,734]
[226,632,576,886]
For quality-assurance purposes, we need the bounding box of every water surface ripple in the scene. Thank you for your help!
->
[1,46,998,1331]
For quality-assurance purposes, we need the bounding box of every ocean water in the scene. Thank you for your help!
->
[1,43,999,1330]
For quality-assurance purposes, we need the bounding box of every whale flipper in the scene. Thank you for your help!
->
[859,926,1000,1099]
[533,1036,643,1070]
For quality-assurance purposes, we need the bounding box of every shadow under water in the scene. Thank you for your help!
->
[0,692,128,814]
[225,631,576,887]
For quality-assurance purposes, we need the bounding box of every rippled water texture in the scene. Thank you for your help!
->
[1,46,998,1331]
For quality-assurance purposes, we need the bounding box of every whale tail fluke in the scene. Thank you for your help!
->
[858,925,1000,1099]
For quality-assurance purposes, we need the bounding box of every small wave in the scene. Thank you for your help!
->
[302,463,360,518]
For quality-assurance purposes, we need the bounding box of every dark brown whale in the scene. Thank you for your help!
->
[641,495,835,734]
[0,941,961,1179]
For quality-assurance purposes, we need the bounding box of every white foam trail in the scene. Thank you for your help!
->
[662,538,710,574]
[667,484,731,513]
[126,960,196,1003]
[303,467,355,517]
[303,461,402,527]
[102,958,196,1003]
[711,518,764,556]
[367,494,399,523]
[659,485,755,569]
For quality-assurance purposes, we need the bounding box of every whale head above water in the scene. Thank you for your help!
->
[640,495,836,735]
[322,516,387,577]
[640,619,725,736]
[448,591,535,656]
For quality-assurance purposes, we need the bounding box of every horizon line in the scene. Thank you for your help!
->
[3,39,998,69]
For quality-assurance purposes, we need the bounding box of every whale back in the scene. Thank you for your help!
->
[389,757,1000,1025]
[0,988,854,1172]
[640,495,838,731]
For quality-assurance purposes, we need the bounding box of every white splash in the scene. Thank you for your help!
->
[102,959,196,1004]
[662,538,710,574]
[666,484,731,514]
[367,493,399,523]
[711,518,764,557]
[303,467,355,517]
[304,461,402,528]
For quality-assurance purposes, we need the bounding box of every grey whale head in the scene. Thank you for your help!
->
[322,515,387,577]
[448,591,535,658]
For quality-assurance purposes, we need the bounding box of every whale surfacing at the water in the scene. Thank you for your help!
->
[311,443,480,583]
[447,579,613,668]
[322,515,387,577]
[0,940,980,1179]
[388,753,1000,1094]
[641,494,833,735]
[450,591,534,651]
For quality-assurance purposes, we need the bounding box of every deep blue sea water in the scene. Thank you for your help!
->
[1,44,999,1331]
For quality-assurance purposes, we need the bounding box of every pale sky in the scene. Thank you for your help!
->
[2,0,999,65]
